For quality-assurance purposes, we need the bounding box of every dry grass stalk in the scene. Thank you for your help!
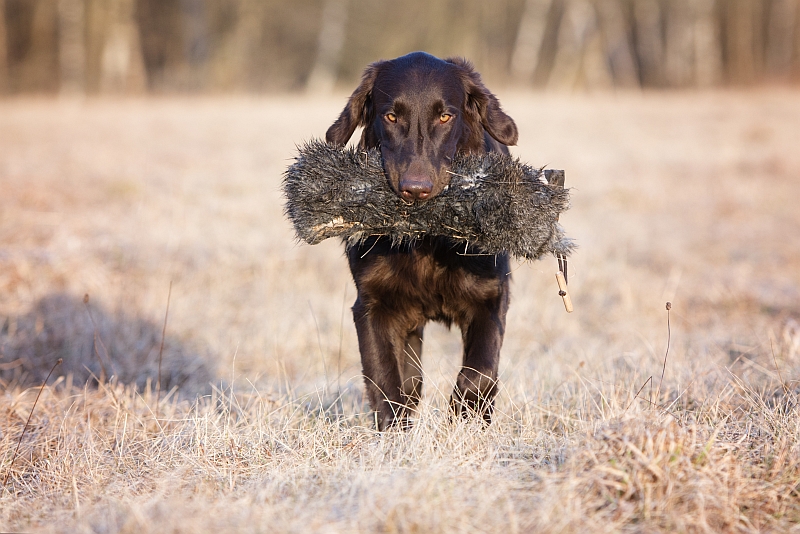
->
[2,357,61,487]
[155,281,173,417]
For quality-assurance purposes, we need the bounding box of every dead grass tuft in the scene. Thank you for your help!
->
[559,409,800,531]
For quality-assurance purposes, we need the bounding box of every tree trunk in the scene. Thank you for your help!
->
[766,0,797,79]
[179,0,209,90]
[595,0,639,88]
[58,0,86,95]
[795,0,800,80]
[634,0,665,87]
[548,0,613,90]
[100,0,146,93]
[547,0,583,89]
[0,0,8,94]
[17,0,59,93]
[510,0,554,84]
[693,0,723,87]
[458,0,484,67]
[665,0,694,87]
[231,0,264,91]
[725,0,758,84]
[306,0,348,94]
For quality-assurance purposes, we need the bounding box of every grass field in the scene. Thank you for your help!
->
[1,91,799,532]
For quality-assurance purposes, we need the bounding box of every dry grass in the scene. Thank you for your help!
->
[1,91,800,532]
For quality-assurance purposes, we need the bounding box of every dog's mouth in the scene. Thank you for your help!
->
[397,175,434,202]
[380,147,456,204]
[385,166,453,204]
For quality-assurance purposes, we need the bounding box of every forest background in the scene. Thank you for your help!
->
[1,0,799,96]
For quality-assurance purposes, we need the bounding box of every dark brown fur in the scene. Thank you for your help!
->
[325,52,518,429]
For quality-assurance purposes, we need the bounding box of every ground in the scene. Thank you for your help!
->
[1,91,799,532]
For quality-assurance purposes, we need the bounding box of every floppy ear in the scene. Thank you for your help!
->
[325,62,382,147]
[446,57,519,147]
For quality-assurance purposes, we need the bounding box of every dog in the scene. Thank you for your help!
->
[325,51,518,430]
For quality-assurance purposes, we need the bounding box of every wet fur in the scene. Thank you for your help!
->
[326,52,518,429]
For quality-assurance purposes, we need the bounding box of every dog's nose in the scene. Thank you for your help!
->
[399,177,433,202]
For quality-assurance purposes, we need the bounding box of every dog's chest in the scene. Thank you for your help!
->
[350,239,507,323]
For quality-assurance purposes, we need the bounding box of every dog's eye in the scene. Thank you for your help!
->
[440,113,453,124]
[385,113,397,123]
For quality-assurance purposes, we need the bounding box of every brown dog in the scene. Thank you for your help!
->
[326,52,518,430]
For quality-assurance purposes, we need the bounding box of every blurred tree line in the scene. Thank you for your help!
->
[0,0,798,95]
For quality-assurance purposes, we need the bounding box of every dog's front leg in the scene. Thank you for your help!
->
[451,290,509,424]
[352,298,407,430]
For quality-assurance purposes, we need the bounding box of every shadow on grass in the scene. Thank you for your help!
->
[0,293,214,395]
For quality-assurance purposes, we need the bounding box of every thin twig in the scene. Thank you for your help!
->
[624,376,652,414]
[82,294,109,381]
[155,281,173,418]
[3,358,62,487]
[770,338,789,395]
[655,302,672,405]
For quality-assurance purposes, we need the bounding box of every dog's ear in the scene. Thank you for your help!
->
[446,57,518,147]
[325,62,382,147]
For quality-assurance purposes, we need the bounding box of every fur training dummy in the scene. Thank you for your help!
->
[282,140,575,262]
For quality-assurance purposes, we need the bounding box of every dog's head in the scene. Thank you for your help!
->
[326,52,518,202]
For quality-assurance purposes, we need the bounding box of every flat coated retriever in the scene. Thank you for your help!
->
[326,51,518,430]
